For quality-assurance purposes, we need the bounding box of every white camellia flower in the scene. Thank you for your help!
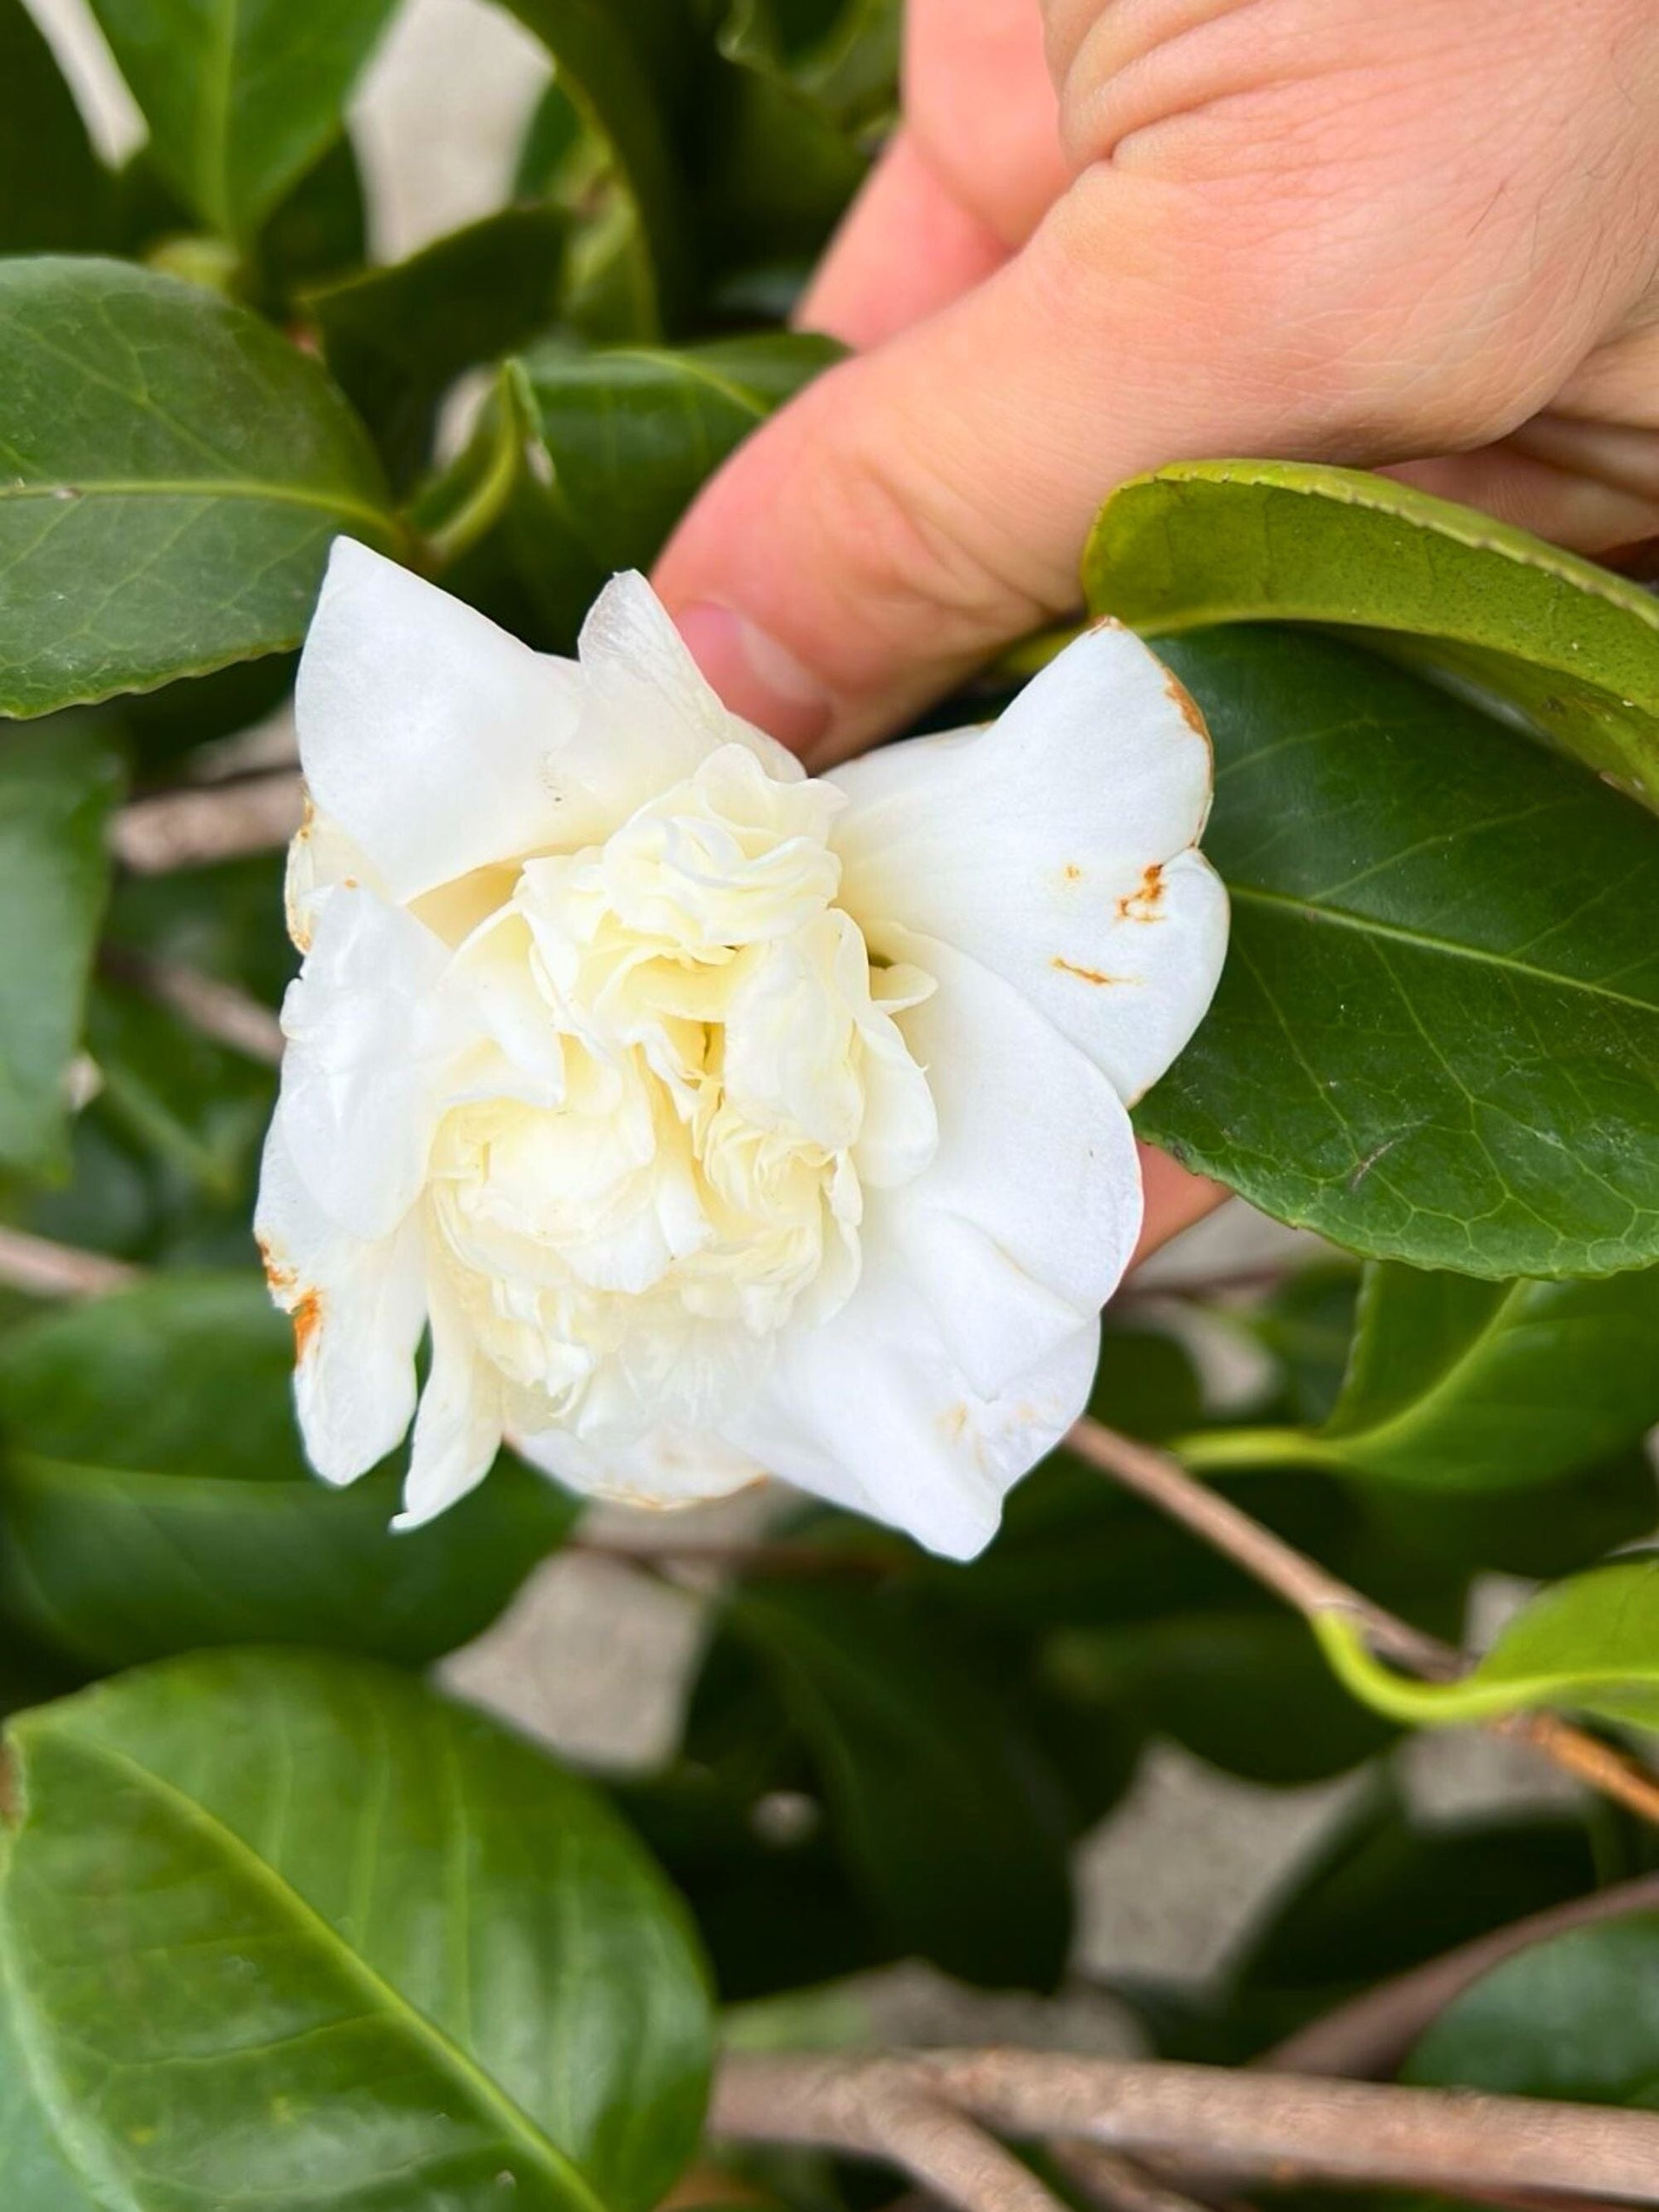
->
[255,541,1227,1559]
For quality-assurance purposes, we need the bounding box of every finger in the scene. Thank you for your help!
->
[1130,1145,1231,1266]
[656,170,1299,763]
[798,131,1010,351]
[1392,417,1659,554]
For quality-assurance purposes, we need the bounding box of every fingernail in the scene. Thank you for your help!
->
[676,602,834,754]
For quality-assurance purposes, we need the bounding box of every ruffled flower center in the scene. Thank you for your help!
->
[423,745,938,1438]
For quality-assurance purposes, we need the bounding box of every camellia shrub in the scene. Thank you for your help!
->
[3,1,1659,2207]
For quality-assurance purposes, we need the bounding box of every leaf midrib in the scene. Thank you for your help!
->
[1327,1277,1529,1459]
[4,1727,610,2212]
[0,476,392,535]
[1230,882,1659,1019]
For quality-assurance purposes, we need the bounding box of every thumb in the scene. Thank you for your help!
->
[653,170,1328,765]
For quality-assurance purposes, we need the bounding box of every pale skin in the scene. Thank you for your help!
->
[653,0,1659,1254]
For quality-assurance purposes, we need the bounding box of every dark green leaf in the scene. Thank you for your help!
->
[0,1273,575,1670]
[498,0,697,337]
[85,0,400,238]
[0,1649,712,2209]
[255,130,368,300]
[309,201,568,486]
[0,0,113,251]
[618,1769,899,2003]
[1360,1445,1657,1584]
[1405,1911,1659,2104]
[438,332,838,650]
[724,1581,1074,1989]
[0,723,122,1177]
[1315,1262,1659,1487]
[1247,1262,1361,1427]
[1085,461,1659,813]
[0,257,397,717]
[1139,627,1659,1278]
[1046,1612,1394,1786]
[1240,1796,1599,1998]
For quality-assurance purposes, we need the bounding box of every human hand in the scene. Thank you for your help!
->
[656,0,1659,765]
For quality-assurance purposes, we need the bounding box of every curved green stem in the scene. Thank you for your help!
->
[1173,1424,1348,1475]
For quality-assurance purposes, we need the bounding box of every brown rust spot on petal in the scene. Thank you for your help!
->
[290,1288,323,1361]
[939,1403,970,1445]
[1052,956,1124,987]
[257,1234,297,1298]
[1163,667,1210,739]
[1062,863,1084,883]
[1116,862,1165,924]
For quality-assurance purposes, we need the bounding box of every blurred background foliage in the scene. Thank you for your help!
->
[2,1,1659,2206]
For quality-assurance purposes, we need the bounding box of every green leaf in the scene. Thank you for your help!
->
[255,129,368,300]
[309,201,568,487]
[0,0,113,251]
[1405,1911,1659,2104]
[1084,461,1659,814]
[0,1274,576,1670]
[1315,1553,1659,1734]
[0,1649,712,2209]
[0,724,123,1178]
[1045,1612,1393,1786]
[723,1581,1074,1989]
[1320,1262,1659,1487]
[497,0,697,338]
[1138,626,1659,1279]
[85,0,400,239]
[0,257,397,718]
[435,332,839,648]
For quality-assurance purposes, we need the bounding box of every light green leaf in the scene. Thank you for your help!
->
[1406,1912,1659,2105]
[0,1649,712,2209]
[1138,626,1659,1278]
[1321,1262,1659,1486]
[0,257,398,717]
[309,200,568,487]
[85,0,400,238]
[1199,1263,1659,1489]
[1315,1554,1659,1734]
[0,724,123,1178]
[0,0,113,251]
[0,1273,575,1671]
[1084,460,1659,813]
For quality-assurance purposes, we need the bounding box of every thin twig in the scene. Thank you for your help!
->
[714,2053,1068,2212]
[1066,1418,1659,1827]
[714,2050,1659,2204]
[101,945,285,1066]
[1064,1418,1457,1677]
[1264,1870,1659,2081]
[112,771,303,873]
[1049,2137,1233,2212]
[0,1227,137,1300]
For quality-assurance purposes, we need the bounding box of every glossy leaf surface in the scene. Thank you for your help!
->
[1141,627,1659,1278]
[0,1650,711,2209]
[1086,461,1659,811]
[0,259,396,716]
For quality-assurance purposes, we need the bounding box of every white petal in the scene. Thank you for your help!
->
[882,932,1142,1395]
[297,540,587,901]
[729,1303,1101,1561]
[275,884,463,1241]
[830,620,1228,1105]
[395,1273,503,1529]
[718,936,1140,1559]
[577,571,804,791]
[255,1107,428,1486]
[512,1419,765,1509]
